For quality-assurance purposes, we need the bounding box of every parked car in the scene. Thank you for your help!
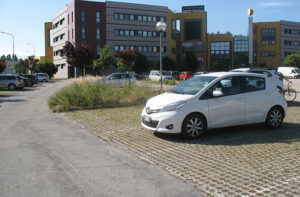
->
[277,67,300,78]
[194,71,208,76]
[169,71,180,80]
[22,74,38,85]
[19,76,32,87]
[35,73,49,82]
[179,71,194,80]
[231,68,284,90]
[141,72,287,139]
[149,70,175,81]
[0,74,25,90]
[95,73,136,87]
[137,72,149,80]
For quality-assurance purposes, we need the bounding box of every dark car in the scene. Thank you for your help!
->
[169,71,180,80]
[19,76,32,87]
[22,74,38,85]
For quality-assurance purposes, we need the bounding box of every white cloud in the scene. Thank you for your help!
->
[260,1,292,7]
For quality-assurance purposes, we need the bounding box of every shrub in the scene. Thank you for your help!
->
[48,77,159,112]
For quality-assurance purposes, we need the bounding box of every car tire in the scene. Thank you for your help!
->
[8,84,16,91]
[182,113,207,139]
[265,107,283,129]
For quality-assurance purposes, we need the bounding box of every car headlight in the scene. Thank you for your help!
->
[161,101,186,112]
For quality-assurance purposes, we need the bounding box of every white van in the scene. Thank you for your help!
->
[149,70,174,81]
[277,67,300,78]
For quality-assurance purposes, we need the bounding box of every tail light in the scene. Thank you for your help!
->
[279,77,283,82]
[279,89,284,95]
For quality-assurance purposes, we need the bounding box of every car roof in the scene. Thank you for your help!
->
[202,72,267,78]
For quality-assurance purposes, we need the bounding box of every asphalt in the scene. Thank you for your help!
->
[0,80,203,197]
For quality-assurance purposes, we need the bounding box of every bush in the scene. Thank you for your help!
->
[163,80,176,85]
[48,77,159,112]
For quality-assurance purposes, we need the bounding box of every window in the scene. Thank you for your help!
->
[261,28,276,45]
[241,76,265,93]
[130,30,134,36]
[138,15,142,21]
[138,31,142,36]
[148,16,152,22]
[148,31,152,37]
[114,29,119,36]
[184,20,202,41]
[160,17,165,22]
[262,51,275,57]
[209,77,241,97]
[153,17,157,22]
[143,31,147,37]
[81,11,86,41]
[130,14,134,20]
[143,16,147,21]
[114,13,119,19]
[125,30,129,36]
[124,14,129,20]
[148,46,152,52]
[143,47,147,52]
[120,46,124,51]
[96,11,101,54]
[114,46,119,51]
[119,14,124,20]
[119,30,124,36]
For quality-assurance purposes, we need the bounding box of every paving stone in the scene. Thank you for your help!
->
[63,104,300,196]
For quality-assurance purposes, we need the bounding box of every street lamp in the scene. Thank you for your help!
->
[0,31,15,66]
[156,21,167,91]
[26,43,36,57]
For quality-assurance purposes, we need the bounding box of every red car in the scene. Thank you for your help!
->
[179,71,194,80]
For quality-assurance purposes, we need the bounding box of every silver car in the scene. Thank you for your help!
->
[0,74,25,90]
[35,73,49,82]
[95,73,136,87]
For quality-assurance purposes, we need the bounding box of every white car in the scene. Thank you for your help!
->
[141,72,287,139]
[277,67,300,79]
[96,73,136,87]
[231,68,284,90]
[149,70,175,81]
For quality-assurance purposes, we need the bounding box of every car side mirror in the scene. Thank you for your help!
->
[213,90,223,97]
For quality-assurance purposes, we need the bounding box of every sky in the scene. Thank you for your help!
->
[0,0,299,58]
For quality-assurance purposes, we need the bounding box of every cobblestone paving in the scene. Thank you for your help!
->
[63,103,300,196]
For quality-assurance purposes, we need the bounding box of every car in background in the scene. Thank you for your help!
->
[141,72,287,139]
[22,74,38,85]
[179,71,194,80]
[231,68,284,90]
[137,72,149,80]
[169,71,180,80]
[194,71,208,76]
[149,70,175,81]
[19,76,32,87]
[0,74,25,90]
[95,73,136,87]
[277,67,300,78]
[35,73,49,82]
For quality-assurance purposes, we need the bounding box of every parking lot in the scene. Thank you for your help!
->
[64,101,300,196]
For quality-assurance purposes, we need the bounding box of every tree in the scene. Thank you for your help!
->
[34,62,58,78]
[114,49,137,71]
[60,41,96,77]
[162,56,176,71]
[93,46,115,75]
[0,60,6,73]
[0,55,6,61]
[258,62,268,68]
[133,53,148,73]
[27,56,39,72]
[184,51,198,71]
[284,51,300,67]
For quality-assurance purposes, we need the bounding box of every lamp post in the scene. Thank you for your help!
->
[0,31,15,66]
[156,21,167,91]
[26,43,36,57]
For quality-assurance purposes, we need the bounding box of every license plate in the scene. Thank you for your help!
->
[143,115,152,123]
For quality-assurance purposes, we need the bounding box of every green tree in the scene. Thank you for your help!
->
[133,53,148,73]
[0,55,6,61]
[114,49,137,71]
[93,46,115,75]
[34,62,58,78]
[284,51,300,67]
[15,59,29,73]
[184,51,198,71]
[60,41,96,77]
[162,56,176,71]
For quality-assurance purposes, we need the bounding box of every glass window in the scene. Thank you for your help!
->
[148,46,153,52]
[120,46,124,51]
[125,30,129,36]
[119,30,124,36]
[124,14,129,20]
[153,46,157,52]
[138,31,142,36]
[130,30,134,36]
[130,14,134,20]
[114,29,119,36]
[148,16,152,22]
[241,76,265,93]
[114,13,118,19]
[138,46,142,52]
[160,17,164,22]
[119,14,124,20]
[153,31,157,37]
[114,46,119,51]
[143,47,147,52]
[143,31,147,37]
[138,15,142,21]
[148,31,152,37]
[153,17,157,22]
[143,16,147,21]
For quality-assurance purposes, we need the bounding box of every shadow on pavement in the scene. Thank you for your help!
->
[154,122,300,146]
[0,99,25,104]
[287,101,300,107]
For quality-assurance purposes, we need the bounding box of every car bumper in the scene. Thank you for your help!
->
[141,108,184,134]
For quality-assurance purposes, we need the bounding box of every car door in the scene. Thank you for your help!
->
[240,76,271,124]
[207,76,245,128]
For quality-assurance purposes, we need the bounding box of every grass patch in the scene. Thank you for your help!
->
[48,77,159,112]
[151,80,178,85]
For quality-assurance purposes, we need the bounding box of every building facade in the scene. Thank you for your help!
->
[44,22,53,63]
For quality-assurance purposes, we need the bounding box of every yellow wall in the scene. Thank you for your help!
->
[168,11,207,70]
[253,22,280,68]
[168,10,177,62]
[44,22,53,63]
[207,33,234,70]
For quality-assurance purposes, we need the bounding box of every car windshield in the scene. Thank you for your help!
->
[168,76,216,95]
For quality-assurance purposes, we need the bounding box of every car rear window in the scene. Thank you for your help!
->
[241,76,265,93]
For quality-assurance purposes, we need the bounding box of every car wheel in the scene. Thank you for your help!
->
[8,84,16,91]
[266,107,283,129]
[182,114,206,139]
[43,79,46,82]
